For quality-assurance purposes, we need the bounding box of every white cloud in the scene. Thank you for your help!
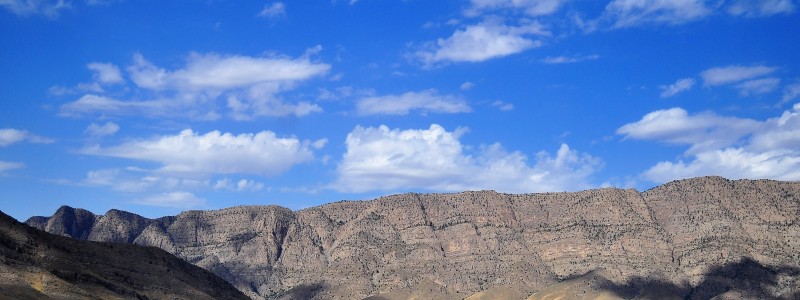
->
[0,161,24,173]
[83,168,210,193]
[735,77,781,96]
[465,0,567,17]
[726,0,795,17]
[134,191,206,208]
[782,82,800,105]
[128,52,329,91]
[59,94,187,118]
[61,50,329,119]
[84,168,120,186]
[87,62,124,84]
[356,89,471,115]
[620,104,800,183]
[257,2,285,18]
[0,0,70,18]
[541,54,599,64]
[334,124,602,193]
[414,21,548,65]
[213,178,264,192]
[601,0,712,28]
[85,122,119,137]
[659,77,695,98]
[81,129,322,176]
[700,64,777,86]
[643,148,800,183]
[0,128,53,147]
[617,107,759,154]
[460,81,475,91]
[491,100,514,111]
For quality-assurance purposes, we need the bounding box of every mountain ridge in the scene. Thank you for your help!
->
[26,176,800,299]
[0,209,249,299]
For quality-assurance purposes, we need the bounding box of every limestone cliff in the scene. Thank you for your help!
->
[27,176,800,299]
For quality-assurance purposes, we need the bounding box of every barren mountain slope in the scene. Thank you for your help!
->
[0,210,249,300]
[27,176,800,299]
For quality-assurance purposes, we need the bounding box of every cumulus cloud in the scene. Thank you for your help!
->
[60,50,329,119]
[257,2,285,18]
[85,122,119,138]
[619,104,800,183]
[0,128,53,147]
[541,54,599,64]
[616,107,759,154]
[0,0,70,17]
[700,64,777,86]
[334,124,602,193]
[0,161,24,173]
[659,78,695,98]
[414,20,548,65]
[87,62,124,84]
[134,191,206,208]
[356,89,471,115]
[726,0,795,17]
[81,129,323,176]
[465,0,567,17]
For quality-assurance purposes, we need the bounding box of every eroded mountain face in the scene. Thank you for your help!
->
[27,177,800,299]
[0,210,249,300]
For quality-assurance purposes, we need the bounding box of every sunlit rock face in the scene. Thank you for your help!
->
[28,176,800,299]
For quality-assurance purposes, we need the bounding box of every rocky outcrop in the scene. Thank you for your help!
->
[0,210,249,299]
[27,176,800,299]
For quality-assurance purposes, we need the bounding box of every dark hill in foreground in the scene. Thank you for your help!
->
[0,210,248,299]
[28,176,800,299]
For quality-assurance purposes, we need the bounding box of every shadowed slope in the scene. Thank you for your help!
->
[0,210,248,300]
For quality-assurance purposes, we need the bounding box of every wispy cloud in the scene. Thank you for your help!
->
[735,77,781,96]
[0,161,25,173]
[541,54,599,64]
[134,191,206,208]
[87,62,124,84]
[0,128,53,147]
[782,81,800,106]
[414,20,549,66]
[257,2,286,18]
[726,0,795,17]
[700,64,778,86]
[59,49,329,120]
[464,0,567,17]
[355,89,471,115]
[491,100,514,111]
[601,0,712,28]
[659,78,695,98]
[81,129,324,176]
[0,0,70,18]
[85,122,119,138]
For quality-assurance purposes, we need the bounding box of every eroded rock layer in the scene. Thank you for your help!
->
[27,177,800,299]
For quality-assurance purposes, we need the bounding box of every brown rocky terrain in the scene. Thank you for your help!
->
[0,209,248,299]
[26,176,800,299]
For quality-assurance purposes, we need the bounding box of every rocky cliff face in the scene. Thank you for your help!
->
[0,210,249,299]
[27,176,800,299]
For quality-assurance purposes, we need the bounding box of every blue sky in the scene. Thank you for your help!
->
[1,0,799,220]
